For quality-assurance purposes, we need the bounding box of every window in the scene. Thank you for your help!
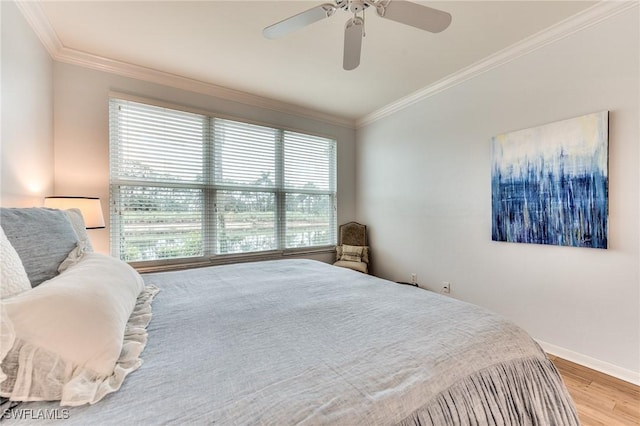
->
[109,98,337,263]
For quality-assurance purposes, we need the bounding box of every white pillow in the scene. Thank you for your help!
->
[58,208,95,273]
[64,208,94,253]
[0,253,158,406]
[0,227,31,299]
[340,244,365,262]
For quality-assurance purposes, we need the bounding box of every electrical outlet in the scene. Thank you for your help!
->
[410,273,417,285]
[442,282,450,294]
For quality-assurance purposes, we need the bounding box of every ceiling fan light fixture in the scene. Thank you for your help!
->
[349,0,369,14]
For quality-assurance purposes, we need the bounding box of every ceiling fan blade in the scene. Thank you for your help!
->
[377,0,451,33]
[343,17,363,71]
[263,3,336,39]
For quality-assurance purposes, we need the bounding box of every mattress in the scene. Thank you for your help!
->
[2,259,578,425]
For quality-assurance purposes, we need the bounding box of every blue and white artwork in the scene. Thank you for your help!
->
[491,111,608,249]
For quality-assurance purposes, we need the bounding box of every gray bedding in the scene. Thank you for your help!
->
[4,259,578,425]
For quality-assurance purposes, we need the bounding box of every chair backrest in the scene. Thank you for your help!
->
[339,222,367,246]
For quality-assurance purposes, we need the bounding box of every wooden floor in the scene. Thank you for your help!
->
[548,355,640,425]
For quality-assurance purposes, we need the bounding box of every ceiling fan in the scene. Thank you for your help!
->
[263,0,452,71]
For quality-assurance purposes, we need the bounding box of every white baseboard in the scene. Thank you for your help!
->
[537,340,640,386]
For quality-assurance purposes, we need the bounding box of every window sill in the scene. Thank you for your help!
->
[131,246,335,274]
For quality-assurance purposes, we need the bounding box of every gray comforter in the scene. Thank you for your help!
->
[4,259,578,425]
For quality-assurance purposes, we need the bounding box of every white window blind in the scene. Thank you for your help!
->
[109,98,337,263]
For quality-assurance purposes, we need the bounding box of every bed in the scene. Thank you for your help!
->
[0,208,579,425]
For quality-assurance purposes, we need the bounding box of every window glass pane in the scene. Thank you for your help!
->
[216,190,276,254]
[111,100,205,184]
[285,193,334,248]
[114,186,203,261]
[284,131,335,191]
[214,119,277,188]
[110,97,337,263]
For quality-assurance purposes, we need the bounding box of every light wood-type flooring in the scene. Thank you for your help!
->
[548,355,640,425]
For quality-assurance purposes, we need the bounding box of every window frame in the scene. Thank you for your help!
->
[109,93,337,270]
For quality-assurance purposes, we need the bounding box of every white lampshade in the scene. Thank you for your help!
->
[44,196,106,229]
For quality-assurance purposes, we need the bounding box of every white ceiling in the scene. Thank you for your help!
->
[36,1,597,123]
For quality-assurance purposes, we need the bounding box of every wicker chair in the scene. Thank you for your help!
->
[333,222,369,274]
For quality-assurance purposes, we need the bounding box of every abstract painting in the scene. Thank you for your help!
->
[491,111,608,249]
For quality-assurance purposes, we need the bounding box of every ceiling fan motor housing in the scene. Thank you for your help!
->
[350,1,368,14]
[336,0,371,14]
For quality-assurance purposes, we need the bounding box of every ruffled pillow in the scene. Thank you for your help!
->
[0,253,159,406]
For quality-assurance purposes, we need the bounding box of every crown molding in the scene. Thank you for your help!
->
[356,0,639,128]
[54,47,357,129]
[15,0,62,57]
[16,0,637,130]
[15,0,356,130]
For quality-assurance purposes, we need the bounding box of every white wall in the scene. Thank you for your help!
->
[356,9,639,382]
[1,1,53,207]
[53,62,357,255]
[6,0,637,381]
